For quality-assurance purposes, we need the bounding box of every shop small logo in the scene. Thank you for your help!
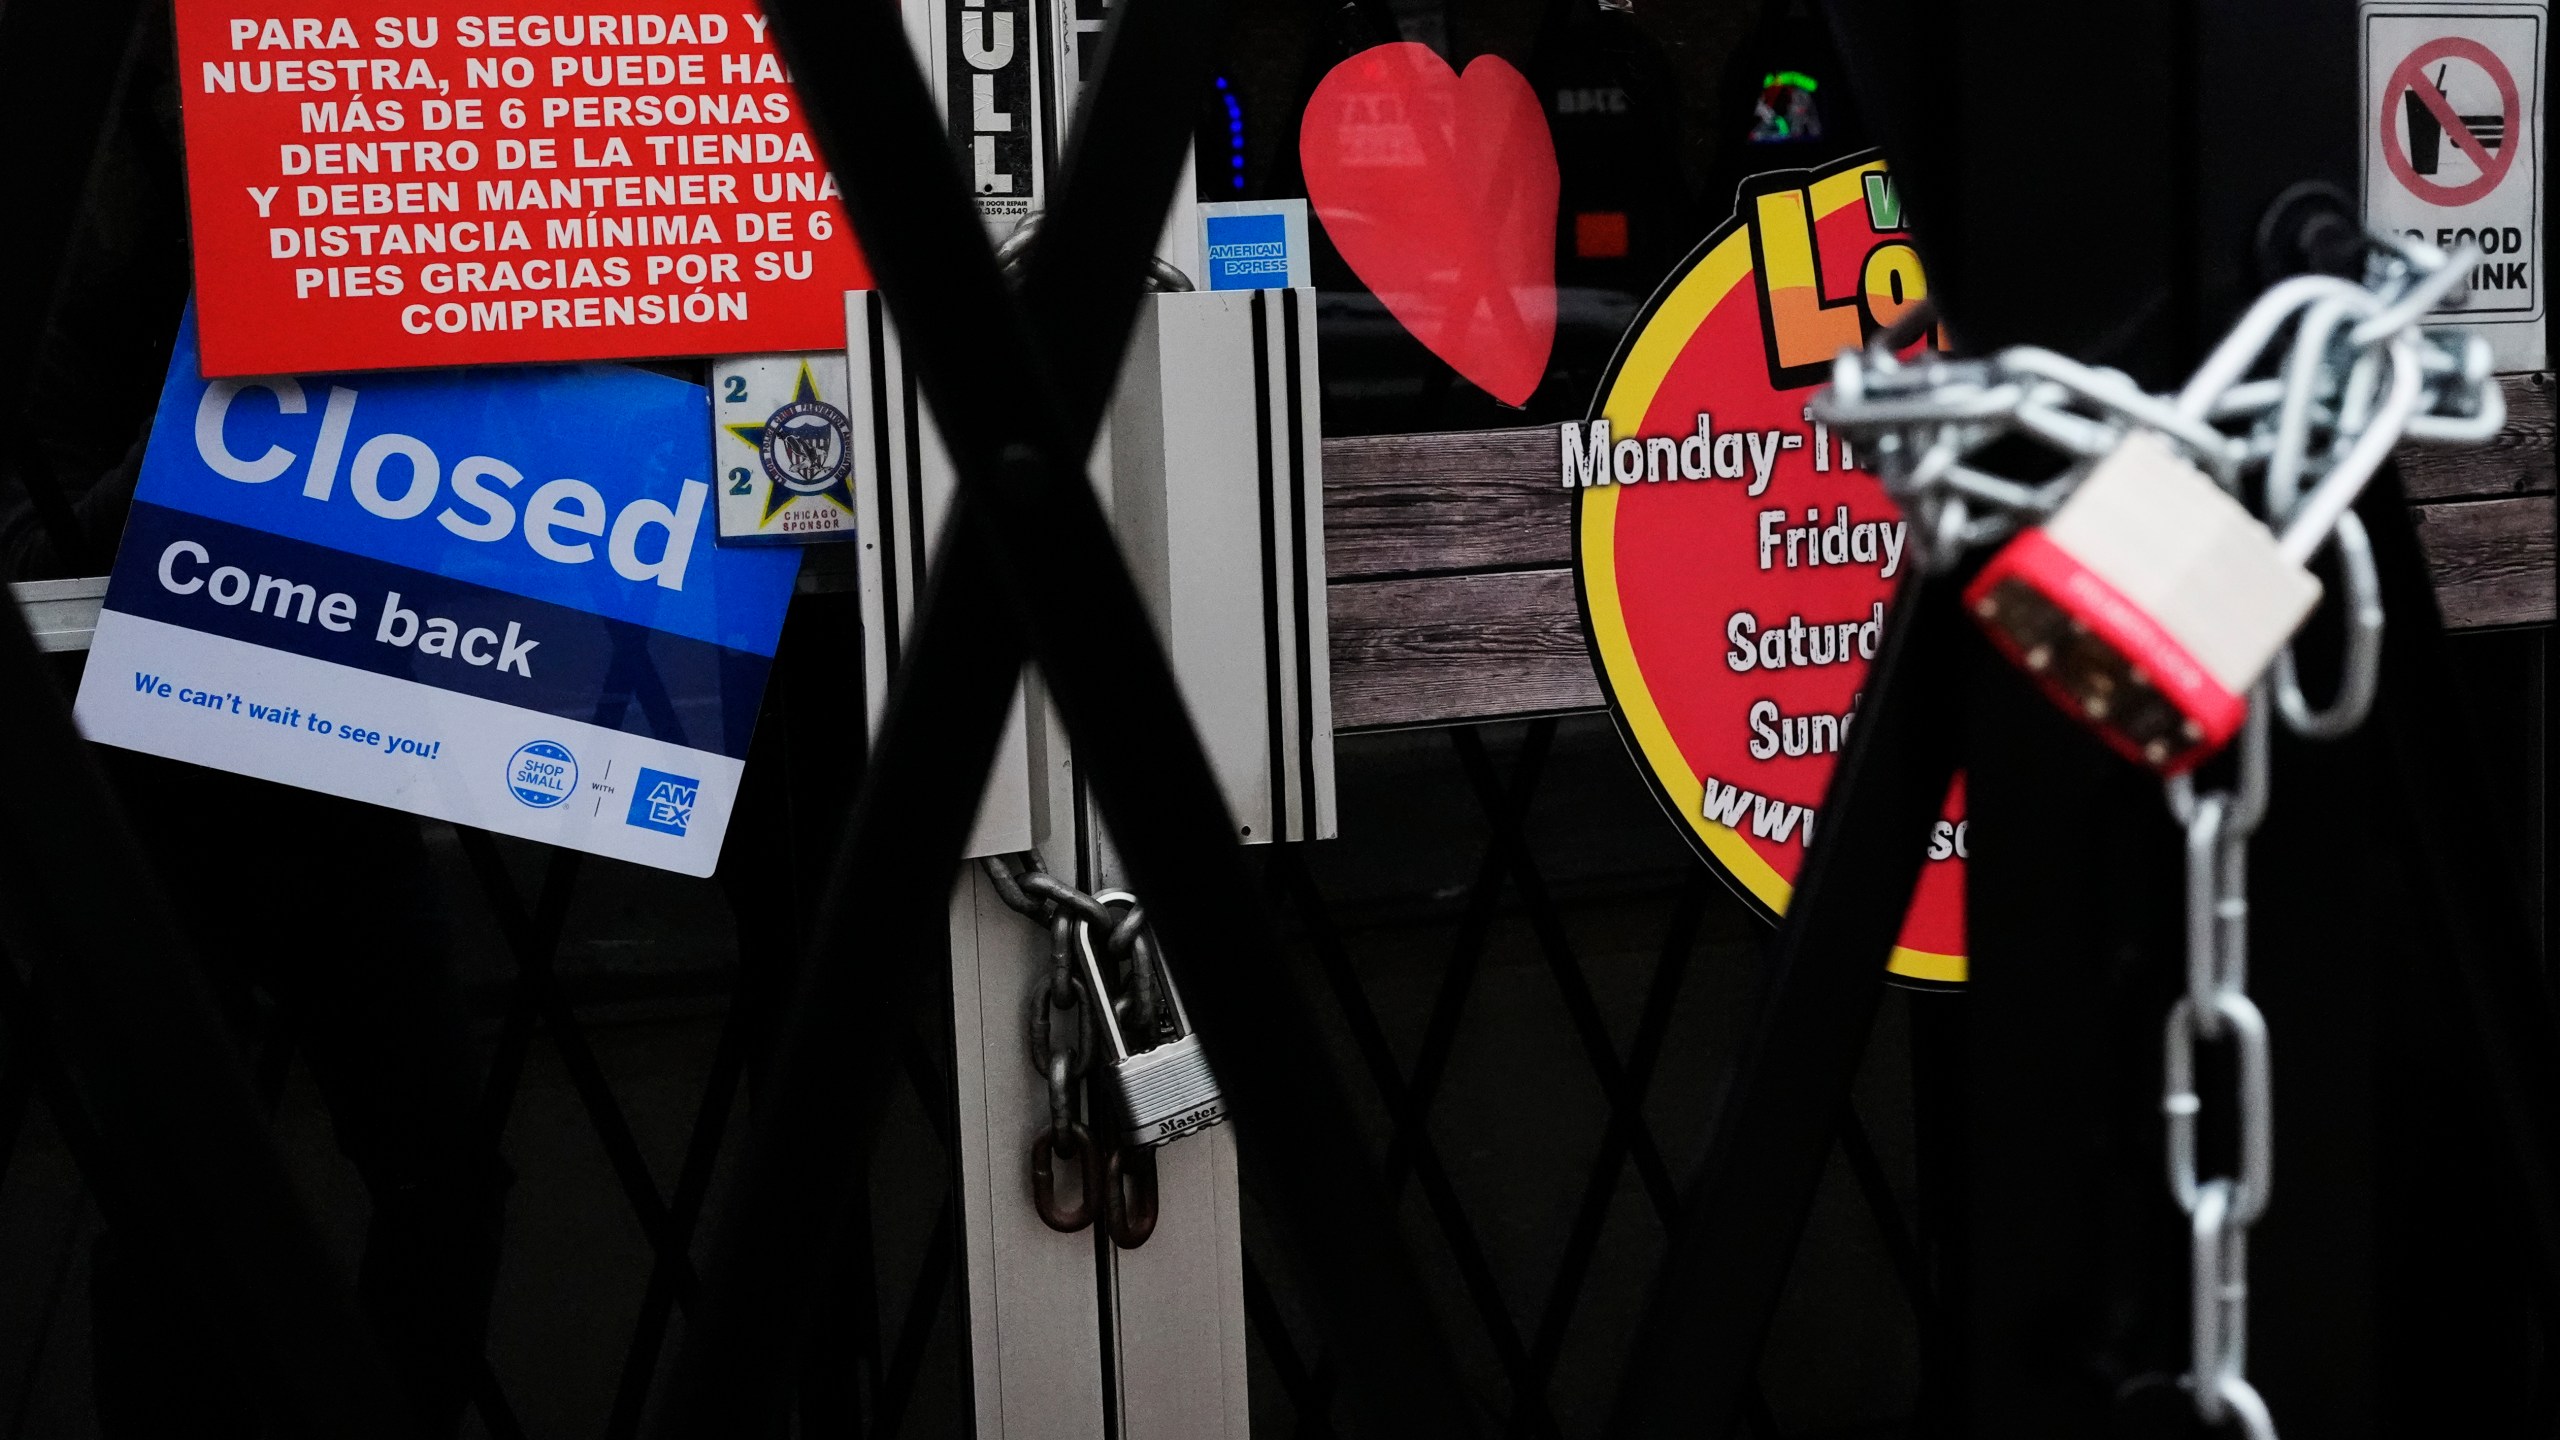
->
[506,740,578,809]
[626,768,699,836]
[724,360,855,523]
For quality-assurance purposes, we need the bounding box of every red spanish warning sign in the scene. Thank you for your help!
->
[171,1,871,377]
[1574,151,1964,984]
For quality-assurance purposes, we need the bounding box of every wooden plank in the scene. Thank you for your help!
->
[1322,427,1564,579]
[1328,569,1600,730]
[7,576,106,653]
[2399,374,2556,501]
[1321,384,2556,729]
[1330,502,2554,730]
[2412,495,2558,631]
[1320,373,2556,578]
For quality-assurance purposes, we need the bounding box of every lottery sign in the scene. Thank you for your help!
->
[1573,151,1966,983]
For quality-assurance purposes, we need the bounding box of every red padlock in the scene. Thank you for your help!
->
[1965,432,2321,773]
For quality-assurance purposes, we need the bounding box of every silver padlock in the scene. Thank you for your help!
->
[1077,891,1227,1148]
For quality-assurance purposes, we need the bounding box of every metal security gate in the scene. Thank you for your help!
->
[0,584,980,1437]
[1,0,1430,1432]
[1237,718,1953,1438]
[1,0,2554,1436]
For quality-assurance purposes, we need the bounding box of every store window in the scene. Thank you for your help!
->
[1204,0,1867,433]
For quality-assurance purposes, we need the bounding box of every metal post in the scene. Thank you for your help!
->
[949,854,1112,1436]
[1062,791,1253,1440]
[649,0,1476,1430]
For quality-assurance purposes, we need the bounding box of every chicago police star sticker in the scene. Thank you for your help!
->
[724,361,857,524]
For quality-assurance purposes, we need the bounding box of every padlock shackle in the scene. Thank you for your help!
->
[1146,930,1198,1037]
[1076,923,1134,1062]
[1078,888,1203,1066]
[1098,888,1199,1039]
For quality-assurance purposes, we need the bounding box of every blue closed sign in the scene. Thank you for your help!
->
[73,306,796,876]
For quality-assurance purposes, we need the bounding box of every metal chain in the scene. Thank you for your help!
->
[2162,697,2276,1436]
[1023,895,1099,1234]
[984,849,1165,1247]
[1810,228,2507,1438]
[995,210,1198,293]
[1814,230,2500,583]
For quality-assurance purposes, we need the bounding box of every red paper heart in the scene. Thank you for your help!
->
[1300,43,1559,407]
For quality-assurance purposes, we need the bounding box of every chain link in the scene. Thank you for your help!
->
[1814,230,2500,583]
[985,850,1167,1247]
[1812,227,2507,1437]
[2162,696,2276,1434]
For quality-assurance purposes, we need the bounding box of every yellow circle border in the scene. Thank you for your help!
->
[1571,152,1966,986]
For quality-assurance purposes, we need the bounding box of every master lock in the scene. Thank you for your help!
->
[1965,431,2321,774]
[1076,891,1227,1148]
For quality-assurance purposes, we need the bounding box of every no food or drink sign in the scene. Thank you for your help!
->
[2362,1,2546,370]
